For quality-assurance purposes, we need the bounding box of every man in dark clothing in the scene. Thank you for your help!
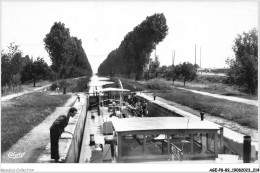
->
[50,107,77,162]
[142,101,147,117]
[84,83,88,91]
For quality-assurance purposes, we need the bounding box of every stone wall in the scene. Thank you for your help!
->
[135,94,183,118]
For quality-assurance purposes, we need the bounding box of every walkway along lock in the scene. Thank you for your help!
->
[243,136,251,163]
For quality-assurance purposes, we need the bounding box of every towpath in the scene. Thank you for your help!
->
[1,84,52,102]
[175,87,258,106]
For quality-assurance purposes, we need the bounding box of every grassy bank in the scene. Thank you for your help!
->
[1,80,52,96]
[156,89,258,129]
[49,76,91,93]
[115,77,258,129]
[1,92,71,153]
[1,76,92,154]
[172,80,258,100]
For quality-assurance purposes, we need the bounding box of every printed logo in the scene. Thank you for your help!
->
[8,152,25,159]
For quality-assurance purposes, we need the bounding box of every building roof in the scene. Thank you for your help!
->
[112,117,221,133]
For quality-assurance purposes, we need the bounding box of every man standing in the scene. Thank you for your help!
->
[49,107,77,162]
[142,101,148,117]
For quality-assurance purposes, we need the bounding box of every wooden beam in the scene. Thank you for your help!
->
[220,127,224,154]
[206,133,209,150]
[214,132,218,155]
[117,133,122,160]
[121,155,169,161]
[120,129,217,136]
[143,135,146,157]
[191,134,194,154]
[201,133,207,153]
[167,134,170,156]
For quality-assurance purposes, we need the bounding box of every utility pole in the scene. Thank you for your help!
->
[172,50,175,66]
[172,50,173,65]
[195,44,196,66]
[200,47,202,68]
[174,50,175,66]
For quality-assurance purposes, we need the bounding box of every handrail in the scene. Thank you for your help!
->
[171,143,183,161]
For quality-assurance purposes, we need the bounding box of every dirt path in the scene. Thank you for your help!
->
[1,84,52,102]
[175,86,258,106]
[1,94,77,163]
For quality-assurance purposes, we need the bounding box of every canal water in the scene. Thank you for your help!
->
[87,75,114,94]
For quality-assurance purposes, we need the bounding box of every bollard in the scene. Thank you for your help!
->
[89,134,95,146]
[153,95,156,100]
[63,87,66,94]
[200,112,204,121]
[243,136,251,163]
[91,112,95,119]
[97,105,100,116]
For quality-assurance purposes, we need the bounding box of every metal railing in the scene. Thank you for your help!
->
[171,143,183,161]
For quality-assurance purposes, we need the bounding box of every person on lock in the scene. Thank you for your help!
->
[49,107,77,162]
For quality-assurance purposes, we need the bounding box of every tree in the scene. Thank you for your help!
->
[98,13,168,80]
[149,55,160,73]
[226,28,258,94]
[157,65,168,78]
[180,62,197,86]
[169,62,197,86]
[43,22,71,76]
[194,64,200,69]
[1,52,11,86]
[21,57,51,87]
[166,65,182,84]
[44,22,92,79]
[1,43,29,86]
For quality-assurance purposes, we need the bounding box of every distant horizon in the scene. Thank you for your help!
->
[2,1,258,73]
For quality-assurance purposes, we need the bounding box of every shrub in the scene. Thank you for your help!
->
[1,84,23,96]
[197,75,227,83]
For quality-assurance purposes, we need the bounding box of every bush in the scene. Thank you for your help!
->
[1,84,23,96]
[50,82,59,91]
[197,75,227,83]
[50,76,91,92]
[70,77,91,92]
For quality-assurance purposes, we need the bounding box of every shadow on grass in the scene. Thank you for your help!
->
[27,146,47,163]
[221,93,242,96]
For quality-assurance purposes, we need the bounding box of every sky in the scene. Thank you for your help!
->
[1,1,258,74]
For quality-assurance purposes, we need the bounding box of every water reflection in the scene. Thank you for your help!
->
[88,75,114,94]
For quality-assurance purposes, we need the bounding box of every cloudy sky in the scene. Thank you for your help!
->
[2,1,258,73]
